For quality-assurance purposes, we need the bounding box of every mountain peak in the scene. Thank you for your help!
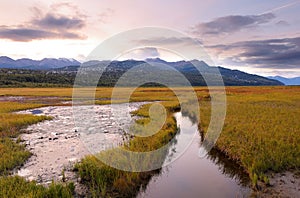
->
[0,56,14,62]
[145,58,169,64]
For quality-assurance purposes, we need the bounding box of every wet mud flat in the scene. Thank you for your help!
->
[14,103,145,188]
[254,171,300,197]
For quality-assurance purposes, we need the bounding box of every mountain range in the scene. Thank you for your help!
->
[268,76,300,85]
[0,56,286,86]
[0,56,80,70]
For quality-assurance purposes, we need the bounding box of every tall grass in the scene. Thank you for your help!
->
[0,176,74,198]
[0,138,31,174]
[198,86,300,187]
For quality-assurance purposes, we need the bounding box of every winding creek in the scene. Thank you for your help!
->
[15,103,251,197]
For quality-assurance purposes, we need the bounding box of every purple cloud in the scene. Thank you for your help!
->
[191,13,275,36]
[33,13,86,30]
[208,37,300,69]
[0,3,87,42]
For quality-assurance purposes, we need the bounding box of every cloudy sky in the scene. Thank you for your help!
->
[0,0,299,77]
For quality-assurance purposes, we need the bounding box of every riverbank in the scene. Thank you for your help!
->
[198,86,300,196]
[253,171,300,197]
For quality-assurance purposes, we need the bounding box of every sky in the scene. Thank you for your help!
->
[0,0,299,77]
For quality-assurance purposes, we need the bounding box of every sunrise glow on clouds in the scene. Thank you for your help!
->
[0,0,299,77]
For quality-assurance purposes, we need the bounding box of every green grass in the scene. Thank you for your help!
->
[0,176,74,198]
[0,138,31,174]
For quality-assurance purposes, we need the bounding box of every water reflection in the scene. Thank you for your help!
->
[207,148,250,186]
[197,119,250,186]
[138,112,251,198]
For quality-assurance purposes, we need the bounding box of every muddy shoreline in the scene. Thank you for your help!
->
[252,171,300,197]
[13,103,145,196]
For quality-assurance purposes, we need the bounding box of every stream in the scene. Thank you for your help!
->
[137,112,251,198]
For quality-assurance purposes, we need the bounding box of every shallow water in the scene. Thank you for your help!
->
[138,112,251,198]
[15,103,144,185]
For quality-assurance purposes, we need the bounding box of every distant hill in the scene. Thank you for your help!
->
[0,57,283,87]
[0,56,80,70]
[268,76,300,85]
[145,58,282,86]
